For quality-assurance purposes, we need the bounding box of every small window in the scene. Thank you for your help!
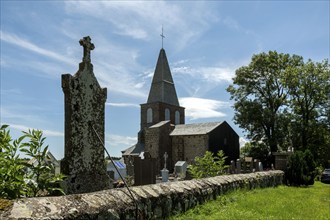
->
[165,108,170,121]
[147,108,153,123]
[175,111,180,124]
[224,138,227,145]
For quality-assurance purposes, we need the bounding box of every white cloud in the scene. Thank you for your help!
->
[173,65,235,84]
[106,134,137,148]
[6,123,64,137]
[0,31,74,66]
[179,97,229,120]
[239,137,249,148]
[106,102,139,108]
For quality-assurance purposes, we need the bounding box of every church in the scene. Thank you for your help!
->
[122,47,239,176]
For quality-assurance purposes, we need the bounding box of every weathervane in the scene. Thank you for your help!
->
[160,26,165,48]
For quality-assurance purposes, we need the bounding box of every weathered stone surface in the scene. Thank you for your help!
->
[61,36,109,194]
[1,171,284,219]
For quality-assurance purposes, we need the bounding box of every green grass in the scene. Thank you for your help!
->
[171,181,330,220]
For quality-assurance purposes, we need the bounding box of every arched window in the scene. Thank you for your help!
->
[147,108,153,123]
[165,108,170,121]
[175,111,180,124]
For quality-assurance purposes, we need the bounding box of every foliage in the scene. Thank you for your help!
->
[0,125,65,199]
[188,151,228,179]
[227,51,300,153]
[283,59,330,161]
[171,182,330,220]
[227,51,330,167]
[0,125,27,199]
[285,150,317,186]
[240,141,271,168]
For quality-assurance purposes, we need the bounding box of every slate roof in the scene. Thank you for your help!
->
[147,49,180,106]
[149,120,171,128]
[170,122,223,136]
[121,142,144,156]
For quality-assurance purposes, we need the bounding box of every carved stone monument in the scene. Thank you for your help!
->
[61,36,110,194]
[161,152,169,182]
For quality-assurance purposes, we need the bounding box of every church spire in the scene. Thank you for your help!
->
[147,48,180,106]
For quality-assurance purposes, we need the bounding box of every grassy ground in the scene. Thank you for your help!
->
[171,181,330,220]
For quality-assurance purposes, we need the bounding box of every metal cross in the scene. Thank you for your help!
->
[164,152,168,169]
[79,36,95,63]
[160,26,165,48]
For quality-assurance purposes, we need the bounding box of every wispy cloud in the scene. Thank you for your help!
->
[106,102,139,108]
[173,65,235,84]
[64,1,218,50]
[0,31,74,66]
[105,134,137,149]
[179,97,230,120]
[5,123,64,137]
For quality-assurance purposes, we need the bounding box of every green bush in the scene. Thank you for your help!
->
[285,150,316,186]
[0,125,65,199]
[188,150,229,179]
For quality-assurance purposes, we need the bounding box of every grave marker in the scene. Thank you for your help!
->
[61,36,109,194]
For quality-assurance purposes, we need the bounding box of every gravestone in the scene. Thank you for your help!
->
[230,160,235,174]
[236,159,241,174]
[61,36,110,194]
[175,161,187,179]
[161,152,169,182]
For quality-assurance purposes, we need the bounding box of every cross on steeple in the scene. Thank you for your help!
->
[160,26,165,48]
[79,36,95,63]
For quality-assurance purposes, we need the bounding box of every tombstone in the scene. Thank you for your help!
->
[258,162,263,171]
[245,157,253,172]
[161,152,169,182]
[175,161,188,179]
[134,152,156,186]
[254,159,260,172]
[273,152,293,170]
[230,160,236,174]
[61,36,110,194]
[236,159,241,174]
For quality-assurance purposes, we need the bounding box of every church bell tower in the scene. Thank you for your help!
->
[139,48,185,143]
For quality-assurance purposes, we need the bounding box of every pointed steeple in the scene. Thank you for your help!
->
[147,48,179,106]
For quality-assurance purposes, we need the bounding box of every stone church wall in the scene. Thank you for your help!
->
[145,121,174,172]
[172,135,208,164]
[3,171,284,220]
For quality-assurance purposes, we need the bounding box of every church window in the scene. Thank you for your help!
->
[175,111,180,124]
[165,108,170,121]
[147,108,153,123]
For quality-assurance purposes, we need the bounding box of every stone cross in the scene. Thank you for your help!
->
[79,36,95,63]
[164,152,168,169]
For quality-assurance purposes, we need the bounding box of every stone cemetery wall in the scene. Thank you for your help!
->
[2,171,283,220]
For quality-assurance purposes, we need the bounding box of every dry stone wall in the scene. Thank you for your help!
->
[2,171,283,220]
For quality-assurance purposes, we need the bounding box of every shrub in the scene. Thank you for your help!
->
[0,125,65,199]
[188,150,229,179]
[0,125,27,199]
[285,150,316,186]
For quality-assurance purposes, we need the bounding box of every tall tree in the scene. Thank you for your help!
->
[284,59,330,165]
[227,51,303,153]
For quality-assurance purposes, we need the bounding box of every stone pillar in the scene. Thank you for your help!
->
[61,36,110,194]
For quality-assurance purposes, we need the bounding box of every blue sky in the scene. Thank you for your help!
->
[1,1,329,159]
